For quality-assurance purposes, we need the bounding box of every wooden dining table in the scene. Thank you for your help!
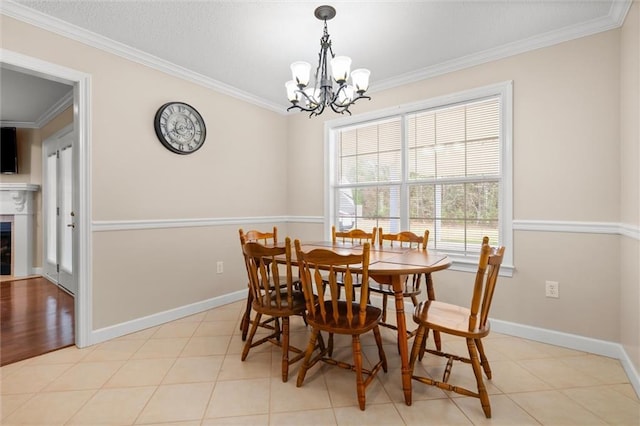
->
[294,240,452,405]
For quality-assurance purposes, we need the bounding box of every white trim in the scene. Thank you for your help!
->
[74,68,92,349]
[92,216,293,232]
[0,183,40,192]
[514,219,640,240]
[0,120,38,128]
[610,0,634,27]
[491,319,640,398]
[89,290,246,345]
[91,216,640,241]
[1,1,283,114]
[619,223,640,240]
[35,90,73,128]
[1,48,93,349]
[287,215,325,224]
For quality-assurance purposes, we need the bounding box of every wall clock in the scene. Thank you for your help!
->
[154,102,206,154]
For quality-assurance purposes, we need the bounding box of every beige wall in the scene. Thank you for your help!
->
[2,16,288,328]
[619,1,640,370]
[288,30,624,343]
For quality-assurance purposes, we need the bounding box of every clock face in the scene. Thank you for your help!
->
[154,102,206,154]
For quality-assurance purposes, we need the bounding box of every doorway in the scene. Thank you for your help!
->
[43,125,76,295]
[1,48,91,348]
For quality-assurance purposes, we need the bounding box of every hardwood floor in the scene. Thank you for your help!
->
[1,277,75,366]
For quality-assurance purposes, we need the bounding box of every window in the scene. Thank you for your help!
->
[327,82,513,273]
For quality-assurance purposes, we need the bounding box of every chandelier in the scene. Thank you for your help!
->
[285,5,371,117]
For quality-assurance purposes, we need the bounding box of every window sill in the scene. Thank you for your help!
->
[445,255,514,277]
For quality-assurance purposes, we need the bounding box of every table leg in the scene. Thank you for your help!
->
[392,274,412,406]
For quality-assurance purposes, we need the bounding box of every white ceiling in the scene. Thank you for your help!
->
[1,0,631,121]
[0,66,72,126]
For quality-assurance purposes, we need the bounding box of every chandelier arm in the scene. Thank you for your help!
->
[329,102,352,115]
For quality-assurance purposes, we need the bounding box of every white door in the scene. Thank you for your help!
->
[43,127,76,295]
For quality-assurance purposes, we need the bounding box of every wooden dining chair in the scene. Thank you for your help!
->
[331,225,377,299]
[241,237,307,382]
[238,227,279,341]
[408,237,505,418]
[332,225,377,245]
[369,229,439,345]
[294,239,387,411]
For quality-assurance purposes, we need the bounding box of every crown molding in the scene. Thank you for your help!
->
[3,0,632,113]
[371,0,632,94]
[610,0,634,26]
[1,1,284,115]
[35,90,73,128]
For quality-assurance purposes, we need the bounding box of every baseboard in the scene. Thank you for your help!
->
[89,290,246,345]
[88,292,639,399]
[491,318,640,398]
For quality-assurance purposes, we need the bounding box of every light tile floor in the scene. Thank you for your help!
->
[1,300,638,425]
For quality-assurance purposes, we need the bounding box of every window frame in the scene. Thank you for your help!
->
[324,81,514,276]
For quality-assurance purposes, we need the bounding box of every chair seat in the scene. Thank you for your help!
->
[413,300,490,338]
[307,301,382,334]
[254,290,306,316]
[369,281,421,297]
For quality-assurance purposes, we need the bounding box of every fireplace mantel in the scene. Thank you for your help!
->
[0,183,40,277]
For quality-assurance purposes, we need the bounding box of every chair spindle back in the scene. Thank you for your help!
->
[468,238,505,332]
[239,226,278,245]
[243,237,294,311]
[378,229,429,249]
[295,240,371,327]
[332,226,377,245]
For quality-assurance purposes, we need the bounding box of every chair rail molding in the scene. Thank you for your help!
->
[93,217,638,240]
[92,215,323,232]
[513,219,639,240]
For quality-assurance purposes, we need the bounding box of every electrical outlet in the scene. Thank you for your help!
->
[545,280,559,298]
[216,261,224,274]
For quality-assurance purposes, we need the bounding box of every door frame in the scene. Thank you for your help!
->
[1,49,92,348]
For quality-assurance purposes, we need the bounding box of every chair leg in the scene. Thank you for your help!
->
[409,323,427,372]
[425,273,442,351]
[475,338,492,379]
[381,294,388,323]
[281,317,290,382]
[328,333,335,357]
[372,326,388,372]
[297,327,320,387]
[432,330,442,351]
[418,328,428,361]
[352,335,366,411]
[240,287,253,341]
[241,312,261,361]
[467,338,491,418]
[274,317,281,341]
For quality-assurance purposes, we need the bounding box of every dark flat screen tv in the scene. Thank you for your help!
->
[1,127,18,174]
